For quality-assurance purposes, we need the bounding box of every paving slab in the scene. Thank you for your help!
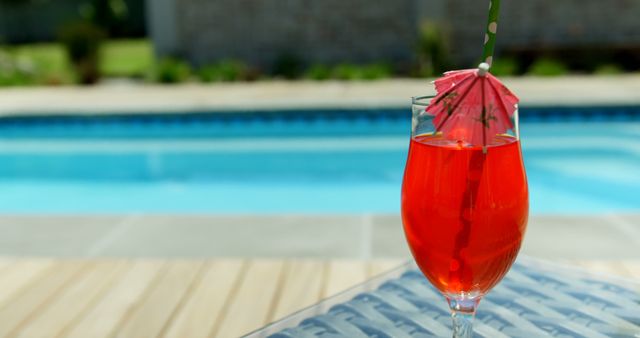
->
[371,214,411,258]
[0,215,126,256]
[521,214,640,260]
[90,215,367,258]
[0,214,637,260]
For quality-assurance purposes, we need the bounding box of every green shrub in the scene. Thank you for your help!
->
[527,58,568,77]
[331,63,391,81]
[490,57,519,76]
[272,53,302,79]
[305,64,331,81]
[416,22,451,77]
[10,43,73,84]
[100,39,152,78]
[80,0,129,34]
[594,63,623,75]
[152,57,191,83]
[332,64,362,80]
[0,49,38,86]
[360,64,391,80]
[58,21,106,84]
[198,60,248,82]
[2,39,155,86]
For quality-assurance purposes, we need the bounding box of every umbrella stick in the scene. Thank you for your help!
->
[481,78,487,153]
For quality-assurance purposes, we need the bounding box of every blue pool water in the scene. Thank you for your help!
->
[0,108,638,214]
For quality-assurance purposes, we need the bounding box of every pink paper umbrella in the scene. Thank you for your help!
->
[425,63,519,148]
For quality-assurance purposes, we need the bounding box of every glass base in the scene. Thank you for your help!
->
[446,295,481,338]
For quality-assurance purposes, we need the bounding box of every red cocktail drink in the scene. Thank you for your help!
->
[402,134,528,296]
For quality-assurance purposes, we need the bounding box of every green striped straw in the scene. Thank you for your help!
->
[482,0,501,68]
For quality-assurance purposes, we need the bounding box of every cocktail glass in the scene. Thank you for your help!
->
[401,95,529,337]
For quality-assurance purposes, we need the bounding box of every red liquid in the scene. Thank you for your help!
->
[401,134,528,296]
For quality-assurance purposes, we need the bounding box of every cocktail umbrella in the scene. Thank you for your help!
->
[426,65,519,149]
[425,0,519,151]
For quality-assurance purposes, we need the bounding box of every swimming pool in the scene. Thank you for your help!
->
[0,107,638,214]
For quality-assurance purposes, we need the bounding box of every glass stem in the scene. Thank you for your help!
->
[448,296,480,338]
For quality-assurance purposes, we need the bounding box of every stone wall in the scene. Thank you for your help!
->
[150,0,419,69]
[444,0,640,66]
[148,0,640,69]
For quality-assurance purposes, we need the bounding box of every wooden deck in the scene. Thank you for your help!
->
[0,258,637,338]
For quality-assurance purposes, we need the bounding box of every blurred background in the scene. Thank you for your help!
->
[0,0,638,245]
[1,0,639,85]
[0,0,638,258]
[0,0,639,256]
[0,0,639,336]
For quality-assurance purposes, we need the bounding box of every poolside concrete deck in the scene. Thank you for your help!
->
[0,257,636,338]
[0,214,638,260]
[1,75,640,116]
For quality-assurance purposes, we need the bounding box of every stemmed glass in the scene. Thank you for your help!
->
[401,95,529,337]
